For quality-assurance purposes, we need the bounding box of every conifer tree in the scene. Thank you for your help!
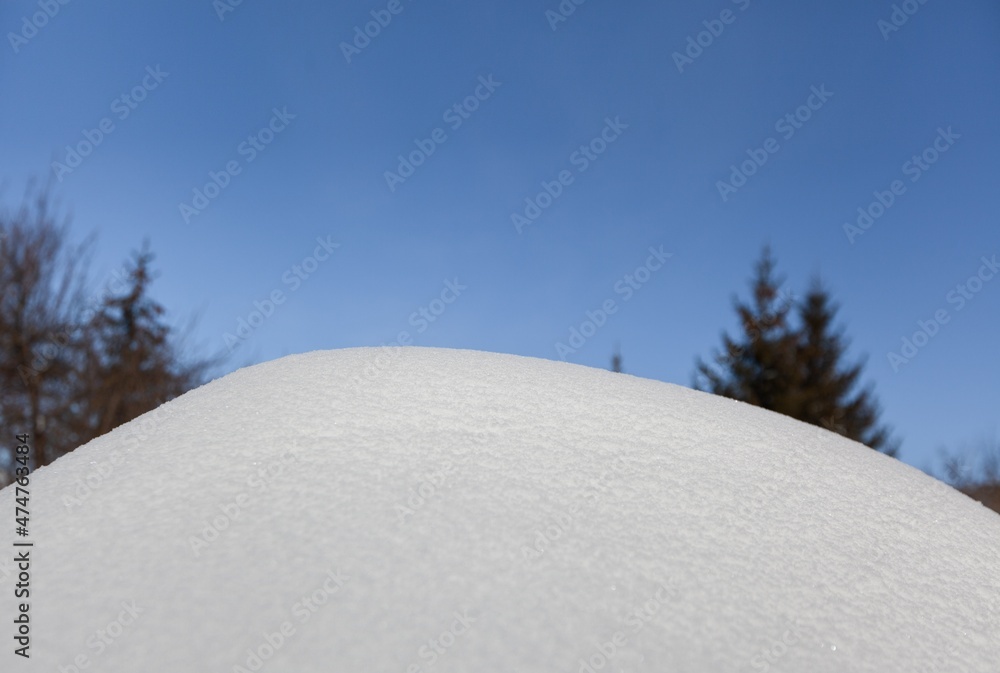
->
[75,246,213,438]
[695,247,799,413]
[794,283,896,454]
[695,248,896,455]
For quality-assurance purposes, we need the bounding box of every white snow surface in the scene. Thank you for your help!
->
[2,347,998,672]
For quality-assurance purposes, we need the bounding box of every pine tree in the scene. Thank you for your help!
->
[794,283,895,453]
[695,248,896,454]
[74,246,215,439]
[695,247,799,413]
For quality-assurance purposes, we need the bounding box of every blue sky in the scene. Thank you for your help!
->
[2,0,998,477]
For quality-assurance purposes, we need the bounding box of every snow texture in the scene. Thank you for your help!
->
[2,347,998,672]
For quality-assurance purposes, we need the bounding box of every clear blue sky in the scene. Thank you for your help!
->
[2,0,998,477]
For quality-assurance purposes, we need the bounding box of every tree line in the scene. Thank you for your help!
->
[0,187,217,485]
[1,188,995,515]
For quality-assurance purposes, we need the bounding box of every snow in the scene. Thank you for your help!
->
[2,347,998,672]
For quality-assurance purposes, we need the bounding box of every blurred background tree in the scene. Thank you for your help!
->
[0,185,221,485]
[74,246,216,439]
[695,247,898,455]
[0,186,90,470]
[940,436,1000,514]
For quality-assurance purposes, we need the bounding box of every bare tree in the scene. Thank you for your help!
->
[1,187,221,486]
[940,435,1000,515]
[0,184,91,471]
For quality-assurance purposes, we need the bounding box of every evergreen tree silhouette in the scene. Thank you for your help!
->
[695,247,799,411]
[76,245,214,438]
[794,282,896,454]
[696,248,896,455]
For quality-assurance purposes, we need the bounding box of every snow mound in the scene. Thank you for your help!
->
[3,347,998,672]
